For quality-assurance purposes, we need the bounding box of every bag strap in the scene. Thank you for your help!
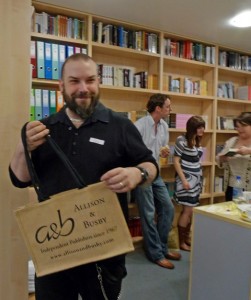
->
[21,123,87,201]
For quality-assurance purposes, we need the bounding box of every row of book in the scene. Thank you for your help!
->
[119,111,209,130]
[97,65,209,93]
[218,83,251,100]
[217,82,234,99]
[218,50,251,71]
[31,9,86,40]
[164,38,215,64]
[30,89,64,121]
[31,40,87,79]
[163,74,208,95]
[97,63,158,89]
[216,116,235,130]
[92,22,158,53]
[167,113,208,129]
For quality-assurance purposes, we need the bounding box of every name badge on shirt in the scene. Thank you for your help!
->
[89,137,105,145]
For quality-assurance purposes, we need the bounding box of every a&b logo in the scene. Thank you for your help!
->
[35,210,75,244]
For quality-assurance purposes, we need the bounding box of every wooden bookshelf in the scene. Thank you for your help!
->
[31,1,251,207]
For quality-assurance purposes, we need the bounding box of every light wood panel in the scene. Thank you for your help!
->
[0,0,31,299]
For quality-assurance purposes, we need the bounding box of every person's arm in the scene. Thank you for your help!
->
[100,161,157,193]
[10,121,49,182]
[173,155,190,190]
[10,139,31,182]
[237,146,251,155]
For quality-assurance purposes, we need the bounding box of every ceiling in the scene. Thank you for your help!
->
[37,0,251,53]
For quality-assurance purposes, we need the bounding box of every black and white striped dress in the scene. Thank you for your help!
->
[173,135,203,206]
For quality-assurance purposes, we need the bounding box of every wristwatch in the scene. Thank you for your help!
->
[135,166,149,185]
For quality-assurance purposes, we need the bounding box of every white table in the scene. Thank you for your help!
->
[189,202,251,300]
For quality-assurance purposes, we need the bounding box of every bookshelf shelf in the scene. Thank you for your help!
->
[31,32,88,45]
[32,78,59,87]
[163,55,215,68]
[30,0,251,207]
[217,98,251,104]
[92,42,161,58]
[166,93,214,101]
[100,85,158,94]
[200,193,212,199]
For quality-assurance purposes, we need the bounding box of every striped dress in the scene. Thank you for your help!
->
[173,135,203,206]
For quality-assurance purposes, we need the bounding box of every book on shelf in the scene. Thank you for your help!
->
[218,50,251,71]
[92,22,159,53]
[134,71,148,89]
[201,177,207,194]
[166,113,207,129]
[217,148,238,157]
[148,74,158,89]
[32,9,86,40]
[129,110,148,122]
[31,88,65,121]
[217,116,235,130]
[30,40,37,78]
[217,82,235,98]
[30,89,35,121]
[175,113,193,129]
[214,176,224,193]
[164,38,215,64]
[200,115,208,129]
[34,89,42,120]
[236,86,251,101]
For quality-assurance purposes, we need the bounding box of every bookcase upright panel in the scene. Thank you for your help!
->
[31,1,251,210]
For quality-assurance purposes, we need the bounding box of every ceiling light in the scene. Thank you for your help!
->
[230,10,251,28]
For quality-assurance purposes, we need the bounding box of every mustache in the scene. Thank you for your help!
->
[72,91,91,98]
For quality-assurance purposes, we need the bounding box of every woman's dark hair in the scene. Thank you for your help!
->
[146,93,170,113]
[185,115,205,148]
[233,112,251,127]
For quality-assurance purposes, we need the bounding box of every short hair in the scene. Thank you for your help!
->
[61,53,94,79]
[233,112,251,127]
[146,93,170,113]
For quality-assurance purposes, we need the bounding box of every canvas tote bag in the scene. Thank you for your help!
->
[15,124,134,277]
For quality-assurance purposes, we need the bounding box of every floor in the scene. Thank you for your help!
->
[121,247,190,300]
[29,247,190,300]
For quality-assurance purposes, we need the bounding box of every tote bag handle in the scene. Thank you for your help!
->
[21,122,87,201]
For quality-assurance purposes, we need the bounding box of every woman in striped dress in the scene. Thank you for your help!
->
[173,116,205,251]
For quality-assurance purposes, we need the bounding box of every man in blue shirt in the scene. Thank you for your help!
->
[134,93,181,269]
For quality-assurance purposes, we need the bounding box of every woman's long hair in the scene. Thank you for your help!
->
[185,116,205,148]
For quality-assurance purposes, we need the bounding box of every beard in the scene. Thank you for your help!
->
[62,89,99,119]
